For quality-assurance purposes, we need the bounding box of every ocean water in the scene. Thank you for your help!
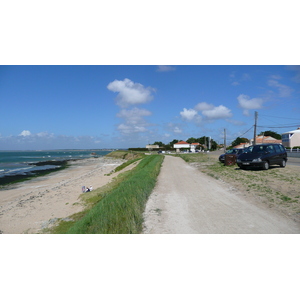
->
[0,150,112,181]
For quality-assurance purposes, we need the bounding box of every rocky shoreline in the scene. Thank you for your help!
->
[0,159,78,187]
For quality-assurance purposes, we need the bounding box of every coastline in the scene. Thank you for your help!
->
[0,156,125,234]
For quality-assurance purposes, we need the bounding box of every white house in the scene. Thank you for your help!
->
[282,128,300,148]
[173,141,191,153]
[173,141,202,153]
[190,143,200,152]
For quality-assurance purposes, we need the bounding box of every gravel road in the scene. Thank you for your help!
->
[143,155,300,233]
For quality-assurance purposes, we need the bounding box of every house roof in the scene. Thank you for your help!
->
[233,143,249,149]
[175,141,190,145]
[254,136,282,144]
[191,143,200,145]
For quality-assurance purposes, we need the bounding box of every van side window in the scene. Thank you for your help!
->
[278,144,285,152]
[274,145,280,153]
[267,145,275,153]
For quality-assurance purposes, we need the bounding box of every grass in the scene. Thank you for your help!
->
[49,154,164,234]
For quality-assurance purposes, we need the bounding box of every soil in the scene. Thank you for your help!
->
[143,154,300,233]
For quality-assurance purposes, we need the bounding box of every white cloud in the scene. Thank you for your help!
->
[180,108,198,121]
[173,126,182,133]
[117,108,152,123]
[107,78,155,107]
[267,79,293,97]
[201,105,233,119]
[156,65,176,72]
[116,107,152,135]
[19,130,31,136]
[229,72,251,86]
[195,102,214,111]
[237,94,264,116]
[286,65,300,83]
[195,102,232,120]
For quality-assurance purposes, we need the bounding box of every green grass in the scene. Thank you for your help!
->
[60,154,164,234]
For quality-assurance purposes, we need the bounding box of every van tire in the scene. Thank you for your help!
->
[280,159,286,168]
[262,161,269,170]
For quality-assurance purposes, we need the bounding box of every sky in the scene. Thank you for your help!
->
[0,65,299,150]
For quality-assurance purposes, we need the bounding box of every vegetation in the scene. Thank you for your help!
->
[150,136,218,151]
[106,150,145,160]
[258,130,281,140]
[50,154,164,234]
[231,137,249,147]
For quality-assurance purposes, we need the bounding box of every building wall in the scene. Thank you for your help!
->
[282,129,300,148]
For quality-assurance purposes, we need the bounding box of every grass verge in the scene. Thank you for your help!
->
[50,154,164,234]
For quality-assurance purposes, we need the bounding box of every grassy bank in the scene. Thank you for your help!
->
[52,153,163,234]
[105,150,145,160]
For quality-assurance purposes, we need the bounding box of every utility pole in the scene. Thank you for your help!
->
[224,128,226,153]
[253,111,258,145]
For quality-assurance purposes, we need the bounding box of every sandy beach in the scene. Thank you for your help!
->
[0,157,125,234]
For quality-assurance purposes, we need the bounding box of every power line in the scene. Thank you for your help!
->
[259,114,300,121]
[257,124,300,129]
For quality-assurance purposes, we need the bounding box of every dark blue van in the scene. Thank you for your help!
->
[236,144,287,170]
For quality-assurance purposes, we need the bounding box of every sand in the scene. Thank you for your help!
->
[0,157,126,234]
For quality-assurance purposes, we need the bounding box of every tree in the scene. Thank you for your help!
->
[168,139,179,148]
[186,137,197,144]
[231,137,249,147]
[153,141,165,147]
[258,130,281,140]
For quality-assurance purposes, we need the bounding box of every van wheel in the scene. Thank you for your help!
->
[262,161,269,170]
[280,159,286,168]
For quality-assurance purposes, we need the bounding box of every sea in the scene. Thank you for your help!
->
[0,150,112,185]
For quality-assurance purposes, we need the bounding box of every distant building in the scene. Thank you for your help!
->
[173,141,204,153]
[190,143,200,153]
[282,128,300,148]
[146,145,159,149]
[173,141,190,153]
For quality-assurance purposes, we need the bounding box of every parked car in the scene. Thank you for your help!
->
[219,148,246,163]
[236,144,287,170]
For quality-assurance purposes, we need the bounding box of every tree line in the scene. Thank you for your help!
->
[151,136,218,151]
[148,130,281,151]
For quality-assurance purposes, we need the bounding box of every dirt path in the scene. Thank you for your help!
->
[143,155,300,233]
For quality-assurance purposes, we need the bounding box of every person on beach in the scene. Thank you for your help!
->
[86,187,90,192]
[90,185,93,191]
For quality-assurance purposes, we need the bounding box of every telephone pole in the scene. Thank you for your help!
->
[253,111,258,145]
[224,128,226,153]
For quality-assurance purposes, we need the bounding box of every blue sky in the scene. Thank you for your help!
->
[0,65,299,150]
